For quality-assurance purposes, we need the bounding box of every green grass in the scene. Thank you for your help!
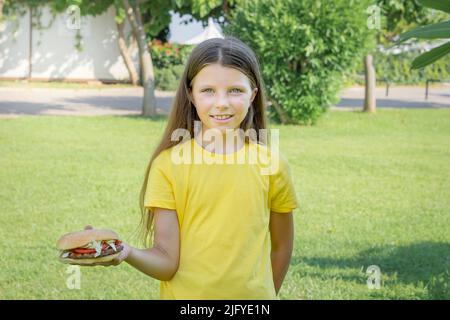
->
[1,109,449,299]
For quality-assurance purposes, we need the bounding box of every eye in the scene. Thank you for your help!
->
[201,88,214,93]
[230,88,243,93]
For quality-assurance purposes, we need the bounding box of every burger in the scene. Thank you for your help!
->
[57,229,124,265]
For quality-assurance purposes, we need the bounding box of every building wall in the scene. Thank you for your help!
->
[0,8,31,78]
[0,5,138,81]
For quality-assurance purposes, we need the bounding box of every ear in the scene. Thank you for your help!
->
[250,88,258,103]
[188,88,196,107]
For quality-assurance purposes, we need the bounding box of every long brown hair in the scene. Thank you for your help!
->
[138,36,270,247]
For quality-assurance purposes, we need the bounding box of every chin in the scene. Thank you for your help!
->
[212,125,237,133]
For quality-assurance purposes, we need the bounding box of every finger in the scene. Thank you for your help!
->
[93,262,110,267]
[110,257,120,266]
[84,225,94,230]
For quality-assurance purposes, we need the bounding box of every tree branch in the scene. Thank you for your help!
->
[116,20,139,86]
[269,98,293,124]
[123,0,139,39]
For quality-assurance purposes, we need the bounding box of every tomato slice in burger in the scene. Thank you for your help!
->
[73,248,96,254]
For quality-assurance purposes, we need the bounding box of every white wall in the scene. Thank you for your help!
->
[0,5,138,81]
[0,9,30,78]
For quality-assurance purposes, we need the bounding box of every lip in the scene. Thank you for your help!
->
[209,115,234,123]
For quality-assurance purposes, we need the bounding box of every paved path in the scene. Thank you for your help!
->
[334,85,450,110]
[0,85,449,118]
[0,87,173,118]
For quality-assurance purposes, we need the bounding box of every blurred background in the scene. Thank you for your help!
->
[0,0,449,300]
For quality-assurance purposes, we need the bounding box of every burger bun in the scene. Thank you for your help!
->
[57,229,120,250]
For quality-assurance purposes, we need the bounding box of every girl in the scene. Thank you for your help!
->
[86,36,299,300]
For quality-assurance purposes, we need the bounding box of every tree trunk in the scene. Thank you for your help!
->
[28,5,33,80]
[116,20,139,86]
[123,0,157,117]
[363,54,376,113]
[270,98,292,124]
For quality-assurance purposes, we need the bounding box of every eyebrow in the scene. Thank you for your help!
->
[198,84,247,89]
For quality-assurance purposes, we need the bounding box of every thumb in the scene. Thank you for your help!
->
[84,225,94,230]
[119,243,131,262]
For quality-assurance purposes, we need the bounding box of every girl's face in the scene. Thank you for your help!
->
[190,64,258,134]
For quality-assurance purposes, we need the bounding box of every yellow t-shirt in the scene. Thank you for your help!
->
[144,138,299,300]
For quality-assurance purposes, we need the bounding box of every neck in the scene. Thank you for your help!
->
[195,127,245,154]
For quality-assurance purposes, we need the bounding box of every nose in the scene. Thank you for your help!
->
[214,92,230,110]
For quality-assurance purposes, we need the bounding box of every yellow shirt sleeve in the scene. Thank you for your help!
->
[144,151,176,211]
[269,153,299,213]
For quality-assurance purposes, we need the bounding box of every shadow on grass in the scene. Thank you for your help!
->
[113,114,169,122]
[292,241,450,299]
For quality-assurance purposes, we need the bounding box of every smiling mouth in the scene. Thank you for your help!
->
[210,115,234,120]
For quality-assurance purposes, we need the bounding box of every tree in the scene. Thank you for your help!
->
[5,0,168,116]
[362,0,449,112]
[127,0,231,116]
[122,0,157,116]
[225,0,374,124]
[364,54,376,113]
[2,0,230,117]
[116,17,139,86]
[175,0,234,23]
[61,0,227,117]
[396,0,450,69]
[50,0,149,109]
[376,0,443,44]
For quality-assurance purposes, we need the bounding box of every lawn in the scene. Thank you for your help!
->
[0,109,449,299]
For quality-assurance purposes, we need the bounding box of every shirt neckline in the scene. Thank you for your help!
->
[192,137,248,158]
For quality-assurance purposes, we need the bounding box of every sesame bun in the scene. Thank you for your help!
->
[57,229,120,250]
[59,252,121,265]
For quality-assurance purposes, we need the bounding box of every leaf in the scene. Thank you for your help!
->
[418,0,450,13]
[107,240,117,252]
[92,240,102,258]
[411,41,450,69]
[397,20,450,43]
[174,0,186,8]
[114,7,126,24]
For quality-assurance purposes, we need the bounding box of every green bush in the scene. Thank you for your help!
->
[225,0,374,124]
[150,40,194,91]
[154,65,185,91]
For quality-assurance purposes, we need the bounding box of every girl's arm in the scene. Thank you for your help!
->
[125,207,180,281]
[269,211,294,296]
[88,207,180,281]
